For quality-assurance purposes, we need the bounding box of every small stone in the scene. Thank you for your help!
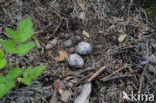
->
[60,90,71,103]
[59,33,71,39]
[46,38,58,49]
[73,35,81,43]
[64,33,71,39]
[69,47,75,52]
[79,12,86,20]
[127,85,133,91]
[64,39,72,47]
[76,41,92,55]
[68,54,84,68]
[75,35,81,41]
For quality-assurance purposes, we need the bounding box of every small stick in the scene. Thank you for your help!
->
[101,66,128,81]
[102,74,132,82]
[88,66,107,82]
[75,73,93,86]
[49,80,59,103]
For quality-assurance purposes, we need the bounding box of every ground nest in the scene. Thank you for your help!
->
[0,0,156,103]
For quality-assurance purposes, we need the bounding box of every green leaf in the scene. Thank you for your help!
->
[22,66,32,77]
[16,42,35,55]
[0,40,16,53]
[29,66,46,79]
[7,68,24,79]
[0,76,15,98]
[21,77,31,85]
[21,66,46,85]
[0,49,4,59]
[5,28,19,42]
[0,59,7,69]
[0,40,35,55]
[17,16,34,43]
[0,75,6,84]
[0,68,23,98]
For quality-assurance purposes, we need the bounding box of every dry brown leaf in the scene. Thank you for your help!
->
[55,50,68,62]
[83,30,90,38]
[114,65,119,70]
[77,0,85,10]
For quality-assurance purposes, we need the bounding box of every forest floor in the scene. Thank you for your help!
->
[0,0,156,103]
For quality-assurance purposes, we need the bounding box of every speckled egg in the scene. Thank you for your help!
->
[76,41,92,55]
[68,54,84,68]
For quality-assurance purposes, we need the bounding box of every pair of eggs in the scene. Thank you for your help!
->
[68,41,92,68]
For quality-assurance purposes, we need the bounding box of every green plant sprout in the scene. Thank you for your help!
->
[0,68,23,98]
[21,66,46,85]
[0,16,35,55]
[0,16,46,99]
[0,49,7,69]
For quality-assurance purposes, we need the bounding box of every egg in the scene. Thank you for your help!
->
[68,54,84,68]
[76,41,92,55]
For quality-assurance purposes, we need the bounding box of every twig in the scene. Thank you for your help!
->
[51,18,63,36]
[0,0,16,7]
[88,66,107,82]
[75,73,93,86]
[49,80,59,103]
[102,74,132,82]
[128,67,139,85]
[101,66,128,81]
[138,66,147,94]
[98,83,101,103]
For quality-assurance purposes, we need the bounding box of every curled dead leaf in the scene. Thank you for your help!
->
[118,34,127,42]
[114,65,119,70]
[55,50,68,62]
[83,30,90,38]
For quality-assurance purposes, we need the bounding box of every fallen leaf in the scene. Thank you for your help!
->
[83,30,90,38]
[74,83,92,103]
[55,50,68,62]
[77,0,85,10]
[114,65,119,70]
[118,34,127,42]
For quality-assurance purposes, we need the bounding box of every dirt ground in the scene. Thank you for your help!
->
[0,0,156,103]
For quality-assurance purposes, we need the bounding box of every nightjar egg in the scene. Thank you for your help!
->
[68,54,84,68]
[76,41,92,55]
